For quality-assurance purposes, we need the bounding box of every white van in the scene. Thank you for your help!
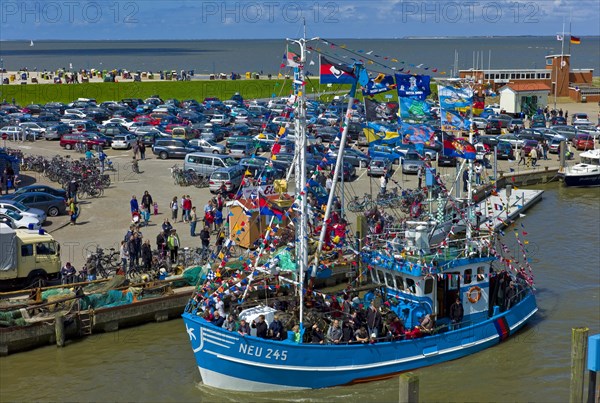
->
[183,152,237,177]
[209,165,245,193]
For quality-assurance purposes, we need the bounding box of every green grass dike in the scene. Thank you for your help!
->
[0,79,298,105]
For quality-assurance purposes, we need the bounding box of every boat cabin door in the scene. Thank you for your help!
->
[436,272,461,318]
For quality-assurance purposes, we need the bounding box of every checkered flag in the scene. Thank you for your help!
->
[206,270,216,281]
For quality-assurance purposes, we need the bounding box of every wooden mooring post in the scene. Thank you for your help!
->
[570,327,589,403]
[54,313,65,348]
[398,372,419,403]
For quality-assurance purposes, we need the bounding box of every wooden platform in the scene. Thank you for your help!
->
[476,188,544,231]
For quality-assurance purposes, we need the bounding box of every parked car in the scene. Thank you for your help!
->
[59,134,91,150]
[229,142,256,159]
[328,147,371,168]
[2,192,67,217]
[571,113,589,125]
[401,152,425,174]
[152,138,199,159]
[336,161,357,181]
[522,140,539,155]
[312,126,340,143]
[19,122,46,138]
[549,138,562,154]
[0,210,42,229]
[471,117,488,130]
[208,165,246,193]
[496,141,514,160]
[367,158,391,177]
[188,139,226,154]
[485,119,502,135]
[496,134,525,149]
[550,116,567,126]
[368,144,403,164]
[12,185,67,200]
[43,123,71,140]
[0,200,47,223]
[508,119,525,133]
[572,134,595,151]
[111,134,137,149]
[438,153,457,167]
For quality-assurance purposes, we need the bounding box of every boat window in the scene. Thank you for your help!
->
[448,273,459,290]
[464,269,472,284]
[395,275,404,290]
[477,266,486,281]
[424,278,434,294]
[406,278,416,293]
[385,271,395,288]
[376,270,385,284]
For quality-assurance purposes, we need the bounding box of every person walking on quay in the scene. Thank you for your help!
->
[132,140,140,160]
[190,206,198,236]
[67,179,78,202]
[130,195,139,218]
[462,169,469,193]
[156,230,167,258]
[170,196,178,221]
[141,190,153,215]
[541,140,549,160]
[518,147,527,165]
[474,161,483,185]
[119,240,129,274]
[530,146,538,167]
[69,198,79,225]
[138,140,146,160]
[199,226,211,256]
[417,165,423,189]
[167,229,180,264]
[141,239,152,270]
[128,232,141,271]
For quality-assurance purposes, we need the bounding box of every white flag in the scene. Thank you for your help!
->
[556,34,563,41]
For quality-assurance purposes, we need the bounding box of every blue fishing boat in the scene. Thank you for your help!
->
[182,226,537,391]
[181,35,537,392]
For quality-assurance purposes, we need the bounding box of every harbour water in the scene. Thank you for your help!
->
[0,184,598,402]
[1,37,599,76]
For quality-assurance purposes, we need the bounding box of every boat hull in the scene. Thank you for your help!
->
[182,294,537,391]
[563,172,600,187]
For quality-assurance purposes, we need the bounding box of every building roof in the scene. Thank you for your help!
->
[499,82,552,92]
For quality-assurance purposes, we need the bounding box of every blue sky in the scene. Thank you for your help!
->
[1,0,599,40]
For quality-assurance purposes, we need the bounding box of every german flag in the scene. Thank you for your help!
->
[570,35,581,44]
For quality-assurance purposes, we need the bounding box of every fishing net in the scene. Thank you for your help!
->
[0,310,27,327]
[79,289,133,309]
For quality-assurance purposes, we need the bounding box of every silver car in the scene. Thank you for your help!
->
[188,139,226,154]
[367,158,392,177]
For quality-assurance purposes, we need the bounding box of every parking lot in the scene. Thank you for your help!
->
[3,128,575,272]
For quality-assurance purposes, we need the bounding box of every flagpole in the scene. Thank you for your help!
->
[312,64,363,281]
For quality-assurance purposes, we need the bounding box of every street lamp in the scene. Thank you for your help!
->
[1,58,4,86]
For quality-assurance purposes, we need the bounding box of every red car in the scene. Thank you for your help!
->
[522,140,539,155]
[572,134,595,151]
[59,133,107,150]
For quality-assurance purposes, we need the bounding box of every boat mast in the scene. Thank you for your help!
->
[288,22,317,331]
[311,64,363,280]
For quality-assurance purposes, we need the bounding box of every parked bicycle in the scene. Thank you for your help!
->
[347,193,376,213]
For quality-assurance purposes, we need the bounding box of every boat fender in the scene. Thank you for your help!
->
[467,286,482,303]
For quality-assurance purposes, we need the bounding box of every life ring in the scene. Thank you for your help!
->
[467,286,482,303]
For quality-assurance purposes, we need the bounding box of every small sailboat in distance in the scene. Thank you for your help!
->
[30,40,34,47]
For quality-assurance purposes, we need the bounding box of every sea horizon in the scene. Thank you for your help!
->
[1,36,598,76]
